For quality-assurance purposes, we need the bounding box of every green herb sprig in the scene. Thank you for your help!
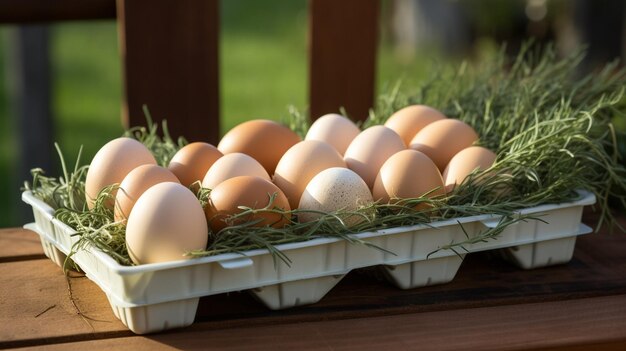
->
[123,106,188,167]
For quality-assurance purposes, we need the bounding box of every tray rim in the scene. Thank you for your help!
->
[21,189,596,276]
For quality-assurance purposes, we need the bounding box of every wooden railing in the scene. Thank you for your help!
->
[0,0,380,144]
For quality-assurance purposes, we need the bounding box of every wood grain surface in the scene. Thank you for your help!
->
[0,259,129,348]
[10,295,626,351]
[0,228,44,262]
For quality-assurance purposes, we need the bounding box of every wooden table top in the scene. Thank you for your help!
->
[1,211,626,350]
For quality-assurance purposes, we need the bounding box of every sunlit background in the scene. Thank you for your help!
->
[1,0,625,227]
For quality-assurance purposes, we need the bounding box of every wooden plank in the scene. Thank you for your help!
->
[531,340,626,351]
[0,259,129,348]
[0,228,44,262]
[3,219,626,348]
[13,295,626,351]
[0,0,115,24]
[117,0,220,144]
[308,0,379,121]
[2,212,623,345]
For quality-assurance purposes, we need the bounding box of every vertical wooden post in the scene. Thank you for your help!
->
[116,0,220,143]
[308,0,380,122]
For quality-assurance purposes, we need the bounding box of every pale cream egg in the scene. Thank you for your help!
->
[202,153,270,189]
[126,182,208,265]
[85,137,156,209]
[305,114,360,155]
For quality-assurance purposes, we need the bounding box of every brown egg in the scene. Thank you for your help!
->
[410,119,478,172]
[274,140,346,209]
[85,137,156,209]
[168,142,223,187]
[217,119,301,174]
[384,105,446,146]
[114,164,180,223]
[344,126,405,189]
[443,146,497,192]
[373,150,445,209]
[202,153,270,189]
[205,176,291,233]
[305,114,361,155]
[126,182,208,265]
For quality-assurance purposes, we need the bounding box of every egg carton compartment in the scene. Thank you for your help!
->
[500,229,589,269]
[23,193,84,256]
[38,231,67,268]
[250,273,347,310]
[108,295,199,334]
[26,222,79,271]
[22,190,596,334]
[381,221,592,290]
[26,193,56,241]
[382,255,465,290]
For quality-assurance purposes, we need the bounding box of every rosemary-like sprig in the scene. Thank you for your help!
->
[56,185,131,266]
[123,105,188,167]
[284,104,310,139]
[23,143,88,211]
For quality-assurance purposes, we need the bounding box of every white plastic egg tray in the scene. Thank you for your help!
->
[23,190,595,334]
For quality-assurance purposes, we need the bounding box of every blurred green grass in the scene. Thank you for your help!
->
[0,0,433,227]
[0,29,16,226]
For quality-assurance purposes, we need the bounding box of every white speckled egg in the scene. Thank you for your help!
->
[298,167,373,227]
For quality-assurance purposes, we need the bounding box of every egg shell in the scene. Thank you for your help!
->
[410,119,478,172]
[168,142,223,187]
[298,167,373,227]
[85,137,156,209]
[344,125,405,188]
[384,105,446,146]
[202,153,270,189]
[206,176,291,233]
[274,140,346,209]
[373,150,445,208]
[217,119,301,174]
[305,114,361,155]
[126,182,208,265]
[443,146,497,192]
[114,164,180,223]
